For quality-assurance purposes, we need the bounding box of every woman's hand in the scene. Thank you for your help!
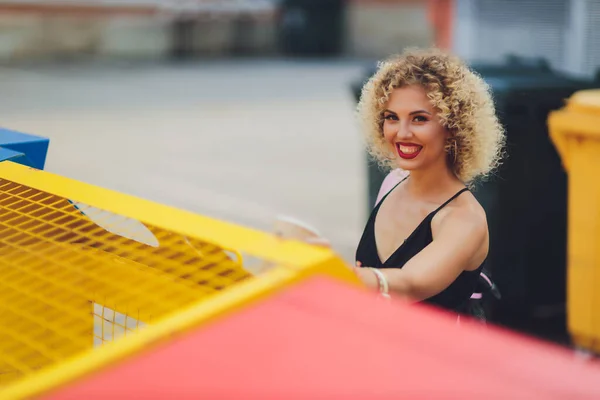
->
[303,236,331,248]
[352,262,378,289]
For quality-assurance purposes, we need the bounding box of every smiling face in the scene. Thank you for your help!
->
[382,85,450,173]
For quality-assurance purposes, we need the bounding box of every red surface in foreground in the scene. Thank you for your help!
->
[45,277,600,399]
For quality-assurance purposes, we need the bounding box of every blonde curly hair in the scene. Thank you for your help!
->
[357,47,505,184]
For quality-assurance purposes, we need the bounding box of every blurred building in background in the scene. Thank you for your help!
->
[0,0,597,78]
[453,0,600,78]
[0,0,430,62]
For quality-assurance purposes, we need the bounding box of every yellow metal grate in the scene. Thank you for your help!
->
[0,178,251,386]
[0,161,357,399]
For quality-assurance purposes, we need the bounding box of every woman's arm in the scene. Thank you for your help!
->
[355,208,487,301]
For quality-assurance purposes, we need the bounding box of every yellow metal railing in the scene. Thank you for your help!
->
[0,161,358,399]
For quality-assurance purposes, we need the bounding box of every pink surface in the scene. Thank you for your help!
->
[45,277,600,399]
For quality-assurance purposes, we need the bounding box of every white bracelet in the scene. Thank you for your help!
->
[368,267,390,299]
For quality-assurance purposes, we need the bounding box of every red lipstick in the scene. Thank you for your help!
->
[396,143,422,160]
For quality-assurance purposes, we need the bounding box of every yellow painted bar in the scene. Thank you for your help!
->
[0,161,339,268]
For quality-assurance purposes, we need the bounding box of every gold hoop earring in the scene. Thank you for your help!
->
[453,140,458,164]
[446,139,458,164]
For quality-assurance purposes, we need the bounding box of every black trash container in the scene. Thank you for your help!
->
[171,17,197,60]
[278,0,345,57]
[474,72,597,341]
[351,57,598,341]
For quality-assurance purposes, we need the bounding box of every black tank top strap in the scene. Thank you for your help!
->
[375,174,410,209]
[431,187,470,215]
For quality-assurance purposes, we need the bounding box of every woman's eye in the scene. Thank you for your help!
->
[413,115,428,123]
[383,114,398,121]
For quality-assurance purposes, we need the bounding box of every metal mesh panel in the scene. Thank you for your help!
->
[0,178,252,386]
[454,0,569,70]
[583,0,600,77]
[475,0,568,68]
[93,302,146,347]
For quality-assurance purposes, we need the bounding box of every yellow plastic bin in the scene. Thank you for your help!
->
[548,89,600,352]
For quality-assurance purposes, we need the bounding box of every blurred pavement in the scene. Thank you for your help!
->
[0,59,369,262]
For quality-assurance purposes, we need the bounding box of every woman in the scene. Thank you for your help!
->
[353,48,505,314]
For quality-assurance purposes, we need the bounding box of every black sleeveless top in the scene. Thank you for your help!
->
[355,177,484,312]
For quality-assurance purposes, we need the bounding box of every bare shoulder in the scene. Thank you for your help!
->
[432,190,488,238]
[431,191,489,271]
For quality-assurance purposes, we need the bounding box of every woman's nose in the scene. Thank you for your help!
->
[395,121,412,140]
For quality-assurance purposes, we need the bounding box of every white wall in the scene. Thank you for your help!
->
[0,1,278,62]
[0,13,171,62]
